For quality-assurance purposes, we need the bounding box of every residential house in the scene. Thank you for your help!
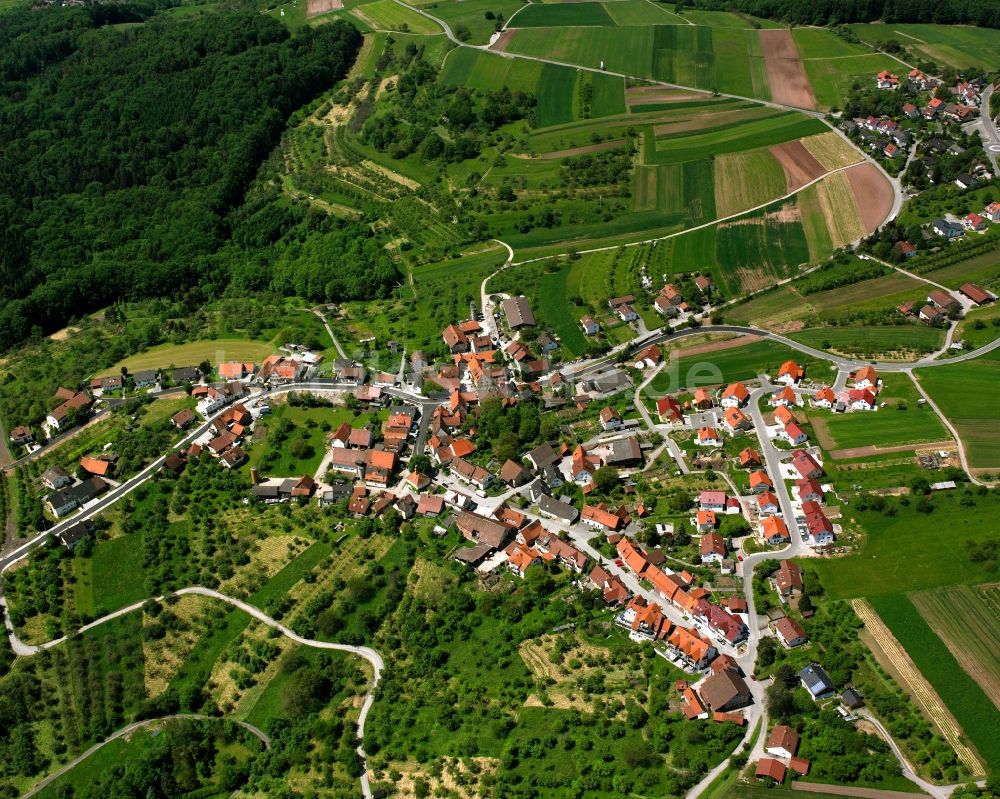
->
[451,457,492,491]
[896,241,917,258]
[776,360,803,384]
[739,448,761,468]
[920,304,944,323]
[721,382,749,408]
[931,219,963,239]
[985,201,1000,223]
[795,477,823,503]
[218,361,255,381]
[526,442,559,471]
[748,470,772,494]
[46,390,92,431]
[499,459,531,487]
[755,490,779,517]
[668,626,717,670]
[964,212,987,232]
[634,345,662,369]
[902,101,919,119]
[775,560,803,597]
[775,617,809,648]
[766,725,800,759]
[851,365,878,390]
[699,669,752,711]
[79,456,114,478]
[599,407,623,431]
[771,385,799,407]
[696,510,717,533]
[773,405,796,428]
[955,174,977,190]
[442,324,469,354]
[699,490,728,512]
[46,476,107,518]
[761,516,788,545]
[616,303,638,323]
[700,531,725,563]
[171,408,196,430]
[791,450,823,479]
[582,503,624,531]
[875,70,898,89]
[656,397,684,424]
[780,421,808,446]
[693,387,713,409]
[697,426,722,447]
[9,425,33,446]
[505,542,542,578]
[617,537,649,575]
[580,315,600,336]
[848,388,877,411]
[537,494,579,524]
[799,664,835,699]
[723,407,752,433]
[41,466,71,491]
[608,295,635,310]
[695,275,715,294]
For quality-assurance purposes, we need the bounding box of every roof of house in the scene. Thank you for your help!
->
[756,758,787,782]
[698,426,720,442]
[777,360,803,380]
[959,282,991,304]
[776,560,803,592]
[739,447,760,466]
[722,382,749,403]
[79,456,112,476]
[700,531,725,558]
[456,511,512,549]
[775,617,808,644]
[656,396,683,421]
[762,517,788,540]
[699,669,749,710]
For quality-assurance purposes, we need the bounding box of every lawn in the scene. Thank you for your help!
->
[511,1,614,26]
[88,533,150,613]
[813,375,949,450]
[249,404,385,477]
[94,338,277,378]
[651,112,827,164]
[590,71,626,116]
[602,0,685,25]
[813,489,1000,600]
[870,593,1000,772]
[791,27,870,58]
[914,353,1000,470]
[646,338,827,393]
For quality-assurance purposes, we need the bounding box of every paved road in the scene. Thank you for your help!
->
[313,308,348,360]
[977,84,999,172]
[4,585,384,799]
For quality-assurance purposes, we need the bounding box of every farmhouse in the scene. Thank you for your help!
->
[46,476,108,518]
[959,283,993,305]
[599,406,623,431]
[582,503,624,531]
[699,669,751,711]
[756,759,787,784]
[928,289,959,310]
[537,494,579,524]
[502,296,535,329]
[46,390,92,431]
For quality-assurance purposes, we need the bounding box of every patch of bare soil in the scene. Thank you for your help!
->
[770,140,827,192]
[625,86,711,105]
[719,202,801,227]
[845,162,894,233]
[307,0,342,17]
[490,29,516,52]
[759,29,817,110]
[670,334,762,358]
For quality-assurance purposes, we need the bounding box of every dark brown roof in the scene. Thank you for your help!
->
[699,669,750,711]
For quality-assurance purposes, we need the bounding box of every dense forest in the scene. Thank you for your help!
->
[689,0,1000,27]
[0,5,397,351]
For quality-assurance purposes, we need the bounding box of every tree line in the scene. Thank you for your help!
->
[686,0,1000,28]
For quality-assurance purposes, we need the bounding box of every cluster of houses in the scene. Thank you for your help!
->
[42,464,109,519]
[172,401,253,471]
[902,201,1000,260]
[899,283,994,325]
[873,68,983,123]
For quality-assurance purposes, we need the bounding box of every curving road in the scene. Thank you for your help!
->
[4,586,384,799]
[21,714,271,799]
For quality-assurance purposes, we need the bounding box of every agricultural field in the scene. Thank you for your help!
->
[94,338,278,378]
[349,0,443,33]
[914,353,1000,471]
[847,23,1000,71]
[911,584,1000,713]
[439,46,543,92]
[801,130,863,171]
[510,1,614,27]
[602,0,686,26]
[650,112,827,164]
[536,63,579,126]
[791,27,871,58]
[802,52,903,110]
[788,325,944,360]
[423,0,524,44]
[713,149,787,218]
[868,594,998,773]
